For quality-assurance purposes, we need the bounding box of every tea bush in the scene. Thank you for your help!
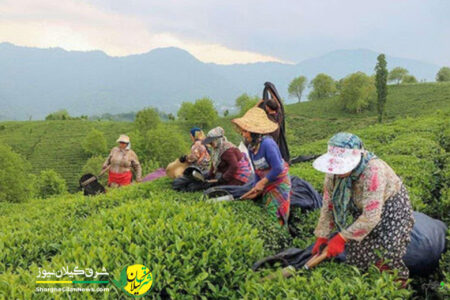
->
[0,181,414,299]
[142,124,189,167]
[34,169,67,198]
[0,143,34,203]
[0,120,133,192]
[0,83,449,298]
[82,128,108,157]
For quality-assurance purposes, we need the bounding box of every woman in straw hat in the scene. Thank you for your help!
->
[179,127,210,172]
[232,107,291,226]
[202,127,252,186]
[102,134,142,187]
[311,132,414,284]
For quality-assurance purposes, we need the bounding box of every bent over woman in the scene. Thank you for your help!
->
[311,132,414,282]
[232,107,291,226]
[203,127,251,186]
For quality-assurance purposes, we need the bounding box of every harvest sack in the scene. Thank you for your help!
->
[172,167,217,192]
[203,175,322,211]
[252,212,447,276]
[79,173,106,196]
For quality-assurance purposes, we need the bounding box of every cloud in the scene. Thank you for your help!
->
[0,0,448,65]
[147,33,291,64]
[0,0,289,64]
[101,0,449,65]
[0,0,153,55]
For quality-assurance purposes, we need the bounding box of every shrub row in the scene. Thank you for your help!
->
[0,181,412,299]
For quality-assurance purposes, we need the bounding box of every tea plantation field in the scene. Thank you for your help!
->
[0,82,449,298]
[0,121,134,192]
[285,82,450,145]
[0,82,449,193]
[0,111,449,298]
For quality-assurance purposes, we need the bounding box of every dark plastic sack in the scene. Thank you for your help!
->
[252,239,346,271]
[290,176,322,210]
[403,211,447,276]
[79,174,105,196]
[204,181,253,199]
[204,175,322,211]
[172,175,211,192]
[253,212,447,276]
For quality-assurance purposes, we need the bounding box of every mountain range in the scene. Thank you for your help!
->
[0,42,440,120]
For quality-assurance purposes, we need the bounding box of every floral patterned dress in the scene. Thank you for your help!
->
[314,158,414,279]
[187,140,210,172]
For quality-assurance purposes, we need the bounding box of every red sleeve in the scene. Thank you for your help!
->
[221,148,240,183]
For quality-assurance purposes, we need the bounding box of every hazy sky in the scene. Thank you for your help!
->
[0,0,448,65]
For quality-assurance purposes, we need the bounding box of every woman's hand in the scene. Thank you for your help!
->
[241,178,268,199]
[241,188,261,199]
[254,178,268,193]
[326,233,347,258]
[312,237,328,255]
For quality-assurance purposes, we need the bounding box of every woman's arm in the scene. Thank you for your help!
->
[263,139,284,181]
[314,175,335,238]
[341,162,387,241]
[130,151,142,182]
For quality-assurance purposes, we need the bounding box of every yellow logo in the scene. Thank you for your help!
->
[112,264,153,297]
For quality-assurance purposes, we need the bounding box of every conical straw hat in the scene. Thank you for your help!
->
[231,107,278,134]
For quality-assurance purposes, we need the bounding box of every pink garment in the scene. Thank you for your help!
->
[142,168,166,182]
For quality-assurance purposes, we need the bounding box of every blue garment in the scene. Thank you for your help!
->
[190,127,202,138]
[249,136,284,183]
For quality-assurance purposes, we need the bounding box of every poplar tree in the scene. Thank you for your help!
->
[375,54,388,123]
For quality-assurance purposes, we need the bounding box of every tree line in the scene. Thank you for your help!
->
[287,61,450,122]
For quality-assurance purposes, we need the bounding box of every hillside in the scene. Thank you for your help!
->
[0,82,449,192]
[0,121,133,192]
[285,82,450,145]
[0,113,448,298]
[0,42,440,120]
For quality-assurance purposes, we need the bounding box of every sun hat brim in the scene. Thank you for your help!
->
[116,135,130,144]
[231,107,278,134]
[312,147,362,175]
